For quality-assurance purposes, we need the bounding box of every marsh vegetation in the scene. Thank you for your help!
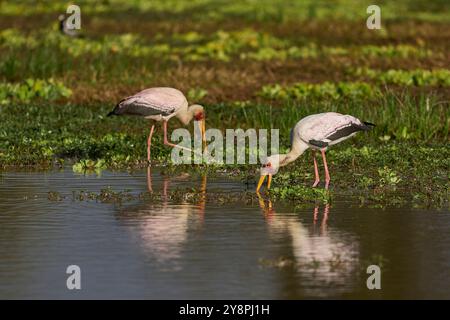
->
[0,0,448,209]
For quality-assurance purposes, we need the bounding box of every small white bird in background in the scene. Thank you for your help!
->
[257,112,375,192]
[108,87,206,162]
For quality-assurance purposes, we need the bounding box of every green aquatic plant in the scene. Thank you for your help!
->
[241,43,434,61]
[187,88,208,102]
[178,29,288,62]
[47,191,64,201]
[0,29,35,47]
[259,81,378,101]
[269,185,331,204]
[359,44,433,58]
[72,159,107,174]
[377,166,402,187]
[351,67,450,87]
[358,176,375,189]
[0,28,286,66]
[73,186,134,203]
[0,78,72,104]
[1,28,440,68]
[0,28,166,59]
[240,43,325,61]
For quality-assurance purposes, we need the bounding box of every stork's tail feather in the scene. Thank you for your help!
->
[363,121,375,129]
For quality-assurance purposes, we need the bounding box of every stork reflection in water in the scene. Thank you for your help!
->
[257,195,359,295]
[117,170,207,270]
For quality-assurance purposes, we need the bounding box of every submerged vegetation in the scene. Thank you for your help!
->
[0,0,448,208]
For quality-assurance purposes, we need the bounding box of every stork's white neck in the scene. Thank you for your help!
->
[278,140,309,167]
[176,104,203,125]
[176,106,193,125]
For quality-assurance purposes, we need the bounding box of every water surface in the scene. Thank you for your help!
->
[0,169,449,299]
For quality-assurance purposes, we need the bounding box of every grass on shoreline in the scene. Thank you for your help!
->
[0,91,448,168]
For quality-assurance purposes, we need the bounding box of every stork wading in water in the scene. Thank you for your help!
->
[108,87,206,162]
[257,112,375,192]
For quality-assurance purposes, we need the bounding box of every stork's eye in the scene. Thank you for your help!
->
[262,162,272,168]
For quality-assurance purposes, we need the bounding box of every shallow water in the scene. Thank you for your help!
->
[0,168,449,299]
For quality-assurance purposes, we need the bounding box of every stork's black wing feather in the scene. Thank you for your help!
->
[309,140,329,148]
[326,122,372,141]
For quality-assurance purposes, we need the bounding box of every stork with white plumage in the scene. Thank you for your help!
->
[257,112,375,192]
[108,87,206,162]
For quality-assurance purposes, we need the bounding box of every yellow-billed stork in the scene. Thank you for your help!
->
[257,112,375,192]
[108,87,206,162]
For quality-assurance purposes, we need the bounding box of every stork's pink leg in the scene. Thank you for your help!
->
[162,120,192,152]
[321,149,331,189]
[147,124,155,162]
[312,150,320,187]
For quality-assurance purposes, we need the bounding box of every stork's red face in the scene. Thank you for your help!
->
[194,111,205,121]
